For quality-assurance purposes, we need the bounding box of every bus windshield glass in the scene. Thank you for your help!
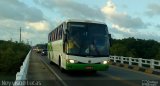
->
[67,22,109,57]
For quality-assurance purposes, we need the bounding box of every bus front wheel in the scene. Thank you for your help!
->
[59,57,65,73]
[90,70,97,74]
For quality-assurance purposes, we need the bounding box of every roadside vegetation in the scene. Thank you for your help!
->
[110,37,160,60]
[0,40,30,79]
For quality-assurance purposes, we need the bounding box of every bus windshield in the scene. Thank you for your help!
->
[67,22,110,57]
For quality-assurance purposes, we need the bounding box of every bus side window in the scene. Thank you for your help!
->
[49,34,52,42]
[63,34,68,53]
[52,32,55,41]
[54,29,56,40]
[60,29,62,39]
[57,28,59,40]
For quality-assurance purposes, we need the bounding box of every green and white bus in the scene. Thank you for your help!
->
[48,20,111,72]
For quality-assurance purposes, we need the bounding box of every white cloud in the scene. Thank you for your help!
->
[25,21,50,31]
[112,24,131,33]
[34,0,105,22]
[0,19,22,30]
[156,24,160,28]
[101,0,116,16]
[0,0,160,44]
[146,3,160,17]
[0,0,44,22]
[0,0,49,45]
[21,32,33,39]
[101,0,147,29]
[101,0,160,42]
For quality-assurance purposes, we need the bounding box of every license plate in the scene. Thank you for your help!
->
[85,66,93,69]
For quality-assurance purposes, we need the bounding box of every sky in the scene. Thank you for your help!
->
[0,0,160,45]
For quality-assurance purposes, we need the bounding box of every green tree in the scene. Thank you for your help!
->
[0,40,30,75]
[110,37,160,60]
[155,48,160,60]
[110,43,128,56]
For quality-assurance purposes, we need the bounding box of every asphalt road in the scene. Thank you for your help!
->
[33,51,160,86]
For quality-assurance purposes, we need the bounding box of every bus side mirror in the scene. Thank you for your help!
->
[109,34,112,47]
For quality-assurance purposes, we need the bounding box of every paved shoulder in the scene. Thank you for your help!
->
[27,51,61,86]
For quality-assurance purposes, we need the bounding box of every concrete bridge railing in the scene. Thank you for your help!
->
[13,50,31,86]
[109,56,160,69]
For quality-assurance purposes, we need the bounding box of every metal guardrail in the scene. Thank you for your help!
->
[13,50,31,86]
[109,56,160,69]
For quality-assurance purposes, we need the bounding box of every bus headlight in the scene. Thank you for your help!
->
[102,61,109,64]
[67,59,77,64]
[69,60,75,63]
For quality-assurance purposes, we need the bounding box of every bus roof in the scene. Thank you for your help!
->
[65,19,106,25]
[48,19,106,35]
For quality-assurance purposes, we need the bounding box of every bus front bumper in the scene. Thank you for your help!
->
[66,63,109,71]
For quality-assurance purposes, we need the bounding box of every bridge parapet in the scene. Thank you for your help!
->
[13,50,31,86]
[109,56,160,69]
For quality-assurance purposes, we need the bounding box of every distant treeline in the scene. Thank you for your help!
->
[110,37,160,60]
[0,40,31,75]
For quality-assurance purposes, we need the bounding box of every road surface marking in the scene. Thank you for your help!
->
[38,54,68,86]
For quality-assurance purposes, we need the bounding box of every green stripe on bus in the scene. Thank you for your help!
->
[66,63,109,71]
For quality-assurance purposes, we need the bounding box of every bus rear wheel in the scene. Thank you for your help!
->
[50,61,54,65]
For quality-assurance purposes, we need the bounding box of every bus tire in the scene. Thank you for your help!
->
[48,52,50,62]
[59,57,65,73]
[50,61,53,65]
[48,53,53,64]
[91,70,97,74]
